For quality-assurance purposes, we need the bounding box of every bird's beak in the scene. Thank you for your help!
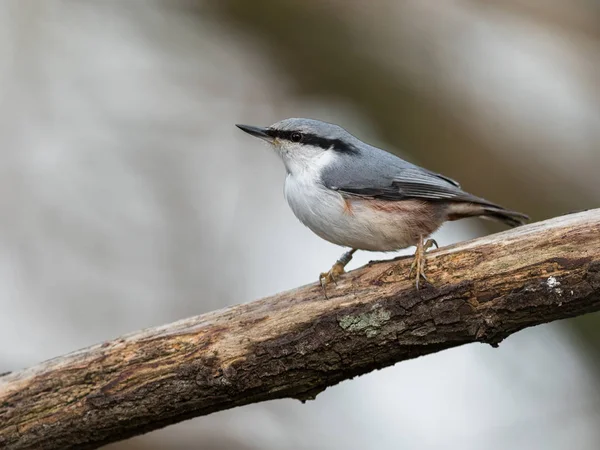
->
[236,124,273,142]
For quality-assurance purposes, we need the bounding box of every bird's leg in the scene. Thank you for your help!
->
[409,237,438,289]
[320,249,357,291]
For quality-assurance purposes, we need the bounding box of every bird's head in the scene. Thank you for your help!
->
[236,118,359,175]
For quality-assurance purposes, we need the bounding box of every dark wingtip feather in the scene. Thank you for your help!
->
[483,208,530,228]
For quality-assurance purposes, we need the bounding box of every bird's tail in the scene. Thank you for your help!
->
[447,202,529,228]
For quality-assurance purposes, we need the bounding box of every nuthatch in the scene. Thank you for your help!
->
[237,118,528,290]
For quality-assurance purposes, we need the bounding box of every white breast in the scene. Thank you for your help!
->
[283,169,428,252]
[284,170,348,243]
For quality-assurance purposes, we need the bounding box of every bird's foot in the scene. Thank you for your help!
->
[409,238,438,289]
[319,249,357,297]
[319,262,346,288]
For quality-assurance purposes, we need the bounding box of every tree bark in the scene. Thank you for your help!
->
[2,209,600,450]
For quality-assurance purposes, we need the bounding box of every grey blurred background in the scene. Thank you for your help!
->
[1,0,599,449]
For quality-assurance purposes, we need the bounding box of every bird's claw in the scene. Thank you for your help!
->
[426,239,439,251]
[409,238,438,289]
[319,262,347,299]
[318,249,357,298]
[409,256,428,290]
[319,262,345,289]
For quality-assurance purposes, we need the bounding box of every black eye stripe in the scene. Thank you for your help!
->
[266,129,359,154]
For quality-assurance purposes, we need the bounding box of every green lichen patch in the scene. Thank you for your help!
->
[338,307,391,338]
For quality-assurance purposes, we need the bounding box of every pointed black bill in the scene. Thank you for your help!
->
[235,124,272,141]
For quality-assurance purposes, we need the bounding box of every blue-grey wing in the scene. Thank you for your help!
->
[320,146,498,207]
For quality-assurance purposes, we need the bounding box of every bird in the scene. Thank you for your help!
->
[236,118,529,291]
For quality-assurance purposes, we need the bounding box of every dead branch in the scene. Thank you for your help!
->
[2,209,600,450]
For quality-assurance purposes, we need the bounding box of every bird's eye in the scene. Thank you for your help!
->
[290,132,303,143]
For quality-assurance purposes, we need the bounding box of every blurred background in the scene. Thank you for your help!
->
[1,0,599,449]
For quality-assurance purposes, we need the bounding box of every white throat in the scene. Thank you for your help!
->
[278,143,335,177]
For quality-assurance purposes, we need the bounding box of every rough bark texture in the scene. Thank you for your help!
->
[2,209,600,450]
